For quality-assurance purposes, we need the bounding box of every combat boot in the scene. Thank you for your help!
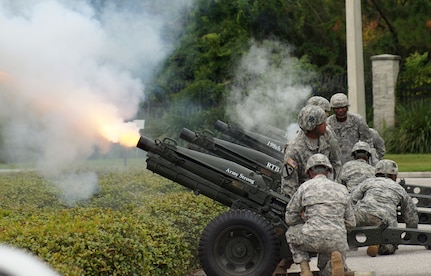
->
[299,261,313,276]
[272,258,288,276]
[366,245,379,257]
[378,244,397,255]
[330,251,344,276]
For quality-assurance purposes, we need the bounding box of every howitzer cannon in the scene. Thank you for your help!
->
[137,135,431,276]
[137,135,291,275]
[180,127,283,192]
[215,120,286,161]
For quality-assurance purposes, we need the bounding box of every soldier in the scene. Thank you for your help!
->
[349,159,419,257]
[281,104,342,198]
[327,93,373,165]
[306,95,331,117]
[369,128,386,166]
[306,95,341,170]
[337,141,375,192]
[285,154,356,276]
[285,96,332,143]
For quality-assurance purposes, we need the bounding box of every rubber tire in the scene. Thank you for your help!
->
[199,209,281,276]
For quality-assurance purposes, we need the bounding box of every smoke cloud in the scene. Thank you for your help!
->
[226,39,316,141]
[0,0,192,204]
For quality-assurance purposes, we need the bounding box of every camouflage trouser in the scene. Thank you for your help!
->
[285,224,349,276]
[354,207,398,254]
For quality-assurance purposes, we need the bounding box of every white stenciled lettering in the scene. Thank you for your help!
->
[266,162,281,172]
[239,173,255,185]
[226,168,255,185]
[226,168,239,177]
[266,141,283,152]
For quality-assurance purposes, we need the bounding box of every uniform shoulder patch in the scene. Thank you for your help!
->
[286,158,297,169]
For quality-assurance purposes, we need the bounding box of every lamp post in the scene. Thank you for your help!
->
[346,0,366,118]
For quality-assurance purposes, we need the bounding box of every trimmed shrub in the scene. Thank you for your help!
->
[0,208,191,275]
[0,168,227,275]
[384,99,431,153]
[144,192,228,265]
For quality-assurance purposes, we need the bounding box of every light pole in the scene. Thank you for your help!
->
[345,0,366,118]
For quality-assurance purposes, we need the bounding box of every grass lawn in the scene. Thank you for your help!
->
[0,157,146,170]
[1,154,431,172]
[385,154,431,172]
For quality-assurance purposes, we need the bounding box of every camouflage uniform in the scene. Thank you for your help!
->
[327,93,373,165]
[282,105,342,198]
[285,173,356,276]
[327,112,372,165]
[337,141,375,192]
[283,132,341,197]
[369,128,385,166]
[306,95,342,176]
[337,159,375,192]
[349,161,418,254]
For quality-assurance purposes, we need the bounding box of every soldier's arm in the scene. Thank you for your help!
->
[344,200,357,232]
[327,129,342,179]
[285,187,304,226]
[336,166,344,184]
[400,191,419,228]
[281,157,300,198]
[348,182,365,205]
[357,116,373,146]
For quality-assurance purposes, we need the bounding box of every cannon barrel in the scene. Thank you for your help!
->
[180,127,283,192]
[137,136,289,220]
[214,120,286,160]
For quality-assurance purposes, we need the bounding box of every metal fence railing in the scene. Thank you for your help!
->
[397,73,431,104]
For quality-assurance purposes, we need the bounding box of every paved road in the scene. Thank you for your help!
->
[287,236,431,276]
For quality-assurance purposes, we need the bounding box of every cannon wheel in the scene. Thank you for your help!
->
[198,209,280,276]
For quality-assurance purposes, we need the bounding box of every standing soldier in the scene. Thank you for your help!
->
[282,104,341,198]
[285,153,356,276]
[349,159,418,257]
[327,92,373,164]
[337,141,375,192]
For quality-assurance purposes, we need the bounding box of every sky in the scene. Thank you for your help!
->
[0,0,192,203]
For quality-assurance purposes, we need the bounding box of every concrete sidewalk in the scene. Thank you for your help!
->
[398,171,431,179]
[398,173,431,186]
[286,243,431,276]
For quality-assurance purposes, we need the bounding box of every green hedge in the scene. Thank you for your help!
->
[0,168,227,275]
[384,99,431,153]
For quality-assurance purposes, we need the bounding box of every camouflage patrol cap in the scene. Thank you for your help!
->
[306,96,331,112]
[305,153,333,173]
[351,141,372,155]
[330,93,349,108]
[297,104,327,131]
[375,159,398,175]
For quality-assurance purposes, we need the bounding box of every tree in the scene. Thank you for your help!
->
[143,0,431,138]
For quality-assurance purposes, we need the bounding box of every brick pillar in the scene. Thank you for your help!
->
[371,54,401,133]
